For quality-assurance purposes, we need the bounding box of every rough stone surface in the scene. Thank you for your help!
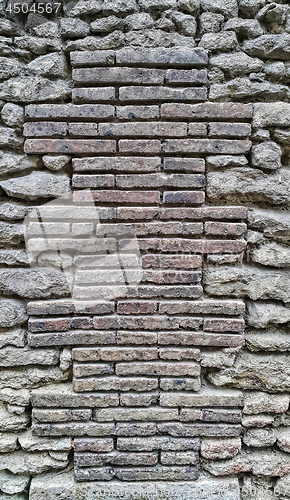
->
[251,141,282,171]
[0,299,27,328]
[0,77,71,103]
[0,171,71,200]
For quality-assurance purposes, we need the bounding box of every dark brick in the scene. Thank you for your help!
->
[164,158,205,172]
[72,87,115,103]
[141,255,202,269]
[119,140,161,153]
[25,104,114,121]
[162,139,251,154]
[28,331,116,347]
[73,67,164,85]
[73,156,160,172]
[24,139,116,154]
[117,301,157,315]
[163,191,205,205]
[166,69,207,84]
[28,318,69,333]
[73,190,160,204]
[116,48,208,67]
[70,50,115,67]
[74,438,114,452]
[72,174,115,188]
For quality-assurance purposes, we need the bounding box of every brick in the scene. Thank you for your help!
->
[27,222,70,235]
[132,238,244,254]
[117,436,200,452]
[28,331,116,347]
[25,104,114,120]
[28,318,69,333]
[72,223,94,235]
[158,332,244,348]
[200,437,241,460]
[27,205,113,220]
[33,422,115,437]
[116,173,205,189]
[163,191,205,204]
[116,362,200,377]
[70,317,92,329]
[117,105,159,120]
[99,122,187,137]
[161,102,252,119]
[75,451,158,467]
[27,300,114,316]
[31,384,119,408]
[93,316,202,331]
[73,190,160,204]
[27,237,116,253]
[207,254,243,265]
[73,377,158,393]
[179,410,202,422]
[70,50,115,67]
[116,423,157,437]
[164,158,205,172]
[161,451,199,465]
[117,331,157,345]
[33,409,91,422]
[142,270,201,285]
[73,347,157,362]
[73,156,161,172]
[166,69,207,84]
[160,378,201,392]
[117,301,157,315]
[100,220,183,237]
[162,139,251,154]
[74,364,114,377]
[75,285,203,300]
[116,48,208,67]
[119,86,206,102]
[159,348,201,361]
[188,123,208,136]
[201,410,242,424]
[23,122,67,137]
[24,139,116,154]
[120,393,159,407]
[117,207,159,219]
[74,254,137,268]
[74,438,114,452]
[72,87,115,103]
[119,140,161,153]
[203,318,245,333]
[115,466,199,481]
[160,390,243,407]
[68,123,99,136]
[182,222,205,235]
[206,155,248,169]
[157,422,241,437]
[96,408,179,422]
[72,174,115,188]
[209,122,251,138]
[73,67,164,85]
[159,300,245,316]
[160,206,247,220]
[142,255,202,269]
[74,467,114,481]
[205,222,247,236]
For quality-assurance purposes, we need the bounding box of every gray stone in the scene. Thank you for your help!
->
[207,167,290,205]
[125,13,154,30]
[243,34,290,60]
[32,21,59,37]
[223,18,263,39]
[239,0,266,18]
[0,19,15,36]
[0,366,69,389]
[0,76,71,103]
[171,12,197,36]
[246,329,290,352]
[0,432,18,453]
[201,437,241,459]
[0,267,70,299]
[61,18,90,38]
[210,52,264,77]
[276,428,290,453]
[0,388,30,405]
[246,230,264,245]
[199,31,238,52]
[103,0,138,15]
[0,327,25,348]
[0,152,40,176]
[200,0,238,18]
[0,221,23,247]
[0,57,22,80]
[257,3,289,25]
[178,0,200,14]
[0,450,69,475]
[252,129,270,140]
[125,29,196,47]
[252,242,290,268]
[276,474,290,498]
[206,155,248,168]
[0,202,28,221]
[0,171,71,200]
[42,155,71,171]
[274,128,290,144]
[138,0,177,11]
[0,126,23,150]
[199,12,224,34]
[243,428,276,448]
[91,16,124,33]
[18,430,71,452]
[65,0,103,17]
[242,415,275,428]
[66,31,125,51]
[0,346,59,367]
[1,103,24,128]
[0,492,28,499]
[0,471,30,495]
[0,401,29,431]
[30,472,240,500]
[252,141,282,171]
[264,61,285,81]
[209,78,290,101]
[27,53,68,78]
[0,299,27,328]
[14,36,61,55]
[248,208,290,242]
[253,102,290,128]
[209,351,290,392]
[247,302,290,328]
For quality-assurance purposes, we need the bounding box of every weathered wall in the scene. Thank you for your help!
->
[0,0,290,499]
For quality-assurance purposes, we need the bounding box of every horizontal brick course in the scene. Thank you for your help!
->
[25,104,114,120]
[119,86,207,102]
[166,69,207,85]
[70,50,115,67]
[161,102,253,119]
[73,67,164,85]
[73,156,161,172]
[162,139,251,154]
[99,122,188,137]
[72,87,115,103]
[116,48,208,67]
[25,139,116,154]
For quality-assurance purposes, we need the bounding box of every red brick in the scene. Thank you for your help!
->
[73,157,160,172]
[117,331,157,345]
[161,102,253,119]
[126,238,244,254]
[117,301,157,315]
[24,139,116,154]
[141,255,202,269]
[142,270,201,285]
[28,331,116,347]
[162,139,251,154]
[73,190,160,204]
[119,140,161,153]
[116,106,159,120]
[28,318,69,333]
[203,318,245,333]
[205,222,247,236]
[163,158,205,172]
[116,174,205,189]
[163,191,205,205]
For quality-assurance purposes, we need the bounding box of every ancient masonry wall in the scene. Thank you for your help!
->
[0,1,290,499]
